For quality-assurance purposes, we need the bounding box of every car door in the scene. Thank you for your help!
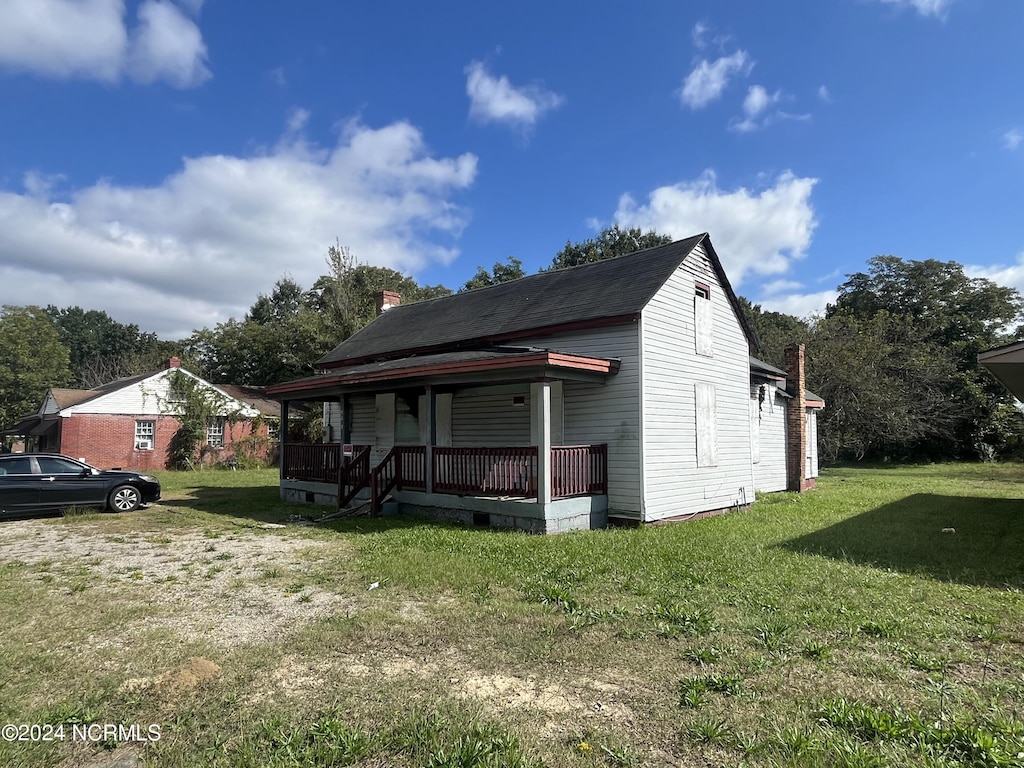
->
[36,456,109,509]
[0,456,41,514]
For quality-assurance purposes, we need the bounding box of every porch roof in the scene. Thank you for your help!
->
[267,346,620,399]
[1,414,58,436]
[979,340,1024,401]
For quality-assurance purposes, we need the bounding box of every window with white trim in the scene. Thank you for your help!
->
[135,420,155,451]
[207,419,225,448]
[694,283,714,357]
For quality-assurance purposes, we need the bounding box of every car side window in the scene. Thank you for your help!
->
[0,457,34,475]
[37,457,85,474]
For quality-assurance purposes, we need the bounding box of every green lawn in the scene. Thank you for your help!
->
[1,464,1022,767]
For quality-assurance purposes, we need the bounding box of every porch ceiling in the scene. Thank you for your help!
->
[980,341,1024,401]
[1,414,57,436]
[267,347,620,399]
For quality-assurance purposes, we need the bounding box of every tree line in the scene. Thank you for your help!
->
[2,226,1023,462]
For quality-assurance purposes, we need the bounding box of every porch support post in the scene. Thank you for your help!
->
[532,380,552,504]
[341,394,352,445]
[279,399,290,479]
[425,384,436,494]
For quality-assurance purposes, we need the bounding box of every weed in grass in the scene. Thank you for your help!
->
[146,535,172,544]
[729,730,761,756]
[204,566,224,579]
[801,639,831,660]
[679,674,742,709]
[297,592,313,603]
[470,582,493,603]
[753,617,792,651]
[648,602,716,637]
[858,620,900,639]
[261,567,281,579]
[772,725,820,757]
[683,646,722,666]
[685,716,732,744]
[285,582,306,594]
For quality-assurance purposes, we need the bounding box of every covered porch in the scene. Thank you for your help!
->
[267,347,619,533]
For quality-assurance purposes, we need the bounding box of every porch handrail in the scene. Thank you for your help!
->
[371,446,399,514]
[338,445,371,509]
[551,444,607,498]
[432,446,539,498]
[282,443,341,483]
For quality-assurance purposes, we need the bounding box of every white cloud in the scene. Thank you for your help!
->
[1003,128,1024,151]
[730,84,782,132]
[758,289,838,319]
[762,279,803,295]
[874,0,954,18]
[679,51,751,109]
[0,0,209,88]
[0,118,477,338]
[818,85,832,103]
[128,0,210,87]
[613,170,818,285]
[691,22,709,49]
[967,254,1024,301]
[465,61,564,130]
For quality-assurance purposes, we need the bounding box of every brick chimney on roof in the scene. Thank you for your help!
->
[375,290,401,316]
[165,357,181,369]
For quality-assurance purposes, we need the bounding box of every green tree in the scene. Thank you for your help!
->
[738,297,811,369]
[187,243,453,386]
[549,225,673,270]
[45,305,184,388]
[822,256,1024,460]
[460,256,526,291]
[0,305,72,431]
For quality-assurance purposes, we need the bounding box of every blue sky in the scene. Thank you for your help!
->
[1,0,1022,339]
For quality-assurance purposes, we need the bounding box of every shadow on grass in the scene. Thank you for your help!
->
[782,494,1024,588]
[157,485,450,535]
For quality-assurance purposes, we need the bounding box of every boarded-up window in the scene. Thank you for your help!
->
[695,382,718,467]
[695,285,713,357]
[374,393,395,448]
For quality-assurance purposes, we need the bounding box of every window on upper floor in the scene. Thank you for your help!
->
[694,283,713,357]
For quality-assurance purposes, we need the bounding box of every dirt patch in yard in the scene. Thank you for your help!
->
[0,518,353,647]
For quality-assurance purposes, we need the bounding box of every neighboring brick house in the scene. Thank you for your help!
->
[2,358,277,471]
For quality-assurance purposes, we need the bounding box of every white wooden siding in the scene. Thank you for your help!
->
[519,323,642,517]
[753,386,787,493]
[324,402,342,442]
[640,243,754,521]
[451,384,531,446]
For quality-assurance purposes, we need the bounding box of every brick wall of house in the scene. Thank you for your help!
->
[58,414,273,470]
[60,414,183,471]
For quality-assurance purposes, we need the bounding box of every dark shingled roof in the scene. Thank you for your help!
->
[318,233,753,368]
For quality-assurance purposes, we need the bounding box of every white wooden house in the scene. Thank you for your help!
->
[268,234,823,531]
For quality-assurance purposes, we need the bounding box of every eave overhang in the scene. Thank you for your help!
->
[268,349,621,400]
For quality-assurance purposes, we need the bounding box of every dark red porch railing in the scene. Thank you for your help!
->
[281,443,607,507]
[551,444,608,497]
[338,445,371,509]
[432,446,539,497]
[282,443,341,482]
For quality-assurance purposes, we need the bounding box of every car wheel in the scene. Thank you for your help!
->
[108,485,141,512]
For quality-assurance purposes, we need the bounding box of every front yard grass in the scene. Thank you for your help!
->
[0,463,1022,767]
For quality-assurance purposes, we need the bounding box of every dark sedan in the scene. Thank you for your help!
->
[0,453,161,516]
